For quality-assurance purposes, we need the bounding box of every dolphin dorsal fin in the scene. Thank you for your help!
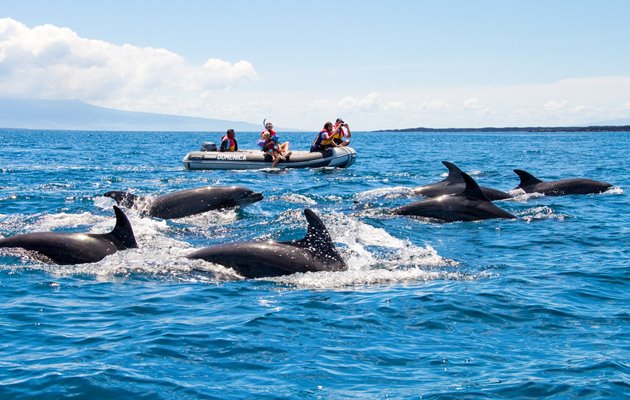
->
[299,209,344,265]
[442,161,464,182]
[513,169,543,187]
[109,206,138,249]
[461,172,491,201]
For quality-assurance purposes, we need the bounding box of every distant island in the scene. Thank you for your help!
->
[374,125,630,133]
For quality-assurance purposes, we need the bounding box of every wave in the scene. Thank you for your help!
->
[1,209,463,288]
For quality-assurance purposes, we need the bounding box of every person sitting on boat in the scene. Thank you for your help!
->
[333,118,351,146]
[259,121,290,157]
[310,121,342,152]
[261,131,285,168]
[220,129,238,152]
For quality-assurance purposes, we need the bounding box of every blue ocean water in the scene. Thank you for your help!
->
[0,129,628,399]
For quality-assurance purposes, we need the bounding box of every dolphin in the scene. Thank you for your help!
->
[513,169,613,196]
[186,209,347,278]
[104,185,263,219]
[0,206,137,264]
[396,172,516,222]
[414,161,512,200]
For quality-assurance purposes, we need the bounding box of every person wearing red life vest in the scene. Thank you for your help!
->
[259,121,291,158]
[220,129,238,152]
[261,131,284,168]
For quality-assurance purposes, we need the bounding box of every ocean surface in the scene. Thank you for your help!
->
[0,129,628,399]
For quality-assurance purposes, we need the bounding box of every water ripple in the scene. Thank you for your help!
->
[0,130,628,398]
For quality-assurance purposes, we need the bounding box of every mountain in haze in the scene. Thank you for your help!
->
[586,117,630,126]
[0,98,265,131]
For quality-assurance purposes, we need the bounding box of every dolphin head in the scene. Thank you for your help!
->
[233,188,264,207]
[103,191,139,208]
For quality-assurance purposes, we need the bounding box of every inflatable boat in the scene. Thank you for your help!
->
[182,143,357,170]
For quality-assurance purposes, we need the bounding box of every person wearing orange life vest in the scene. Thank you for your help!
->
[332,118,351,146]
[258,121,291,158]
[220,129,238,152]
[261,131,284,168]
[310,121,340,152]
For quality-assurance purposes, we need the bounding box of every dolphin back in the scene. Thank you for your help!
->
[461,172,491,201]
[513,170,612,195]
[137,186,263,219]
[0,206,137,264]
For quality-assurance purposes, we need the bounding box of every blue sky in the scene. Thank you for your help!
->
[2,0,630,129]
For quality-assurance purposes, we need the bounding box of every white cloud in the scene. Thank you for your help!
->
[337,92,381,112]
[462,97,482,109]
[571,105,588,113]
[0,18,257,113]
[544,100,568,111]
[383,101,406,112]
[229,77,630,129]
[2,18,630,130]
[420,99,449,110]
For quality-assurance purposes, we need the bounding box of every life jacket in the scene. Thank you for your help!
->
[259,129,278,149]
[220,135,237,151]
[319,129,336,146]
[312,129,331,151]
[261,129,279,141]
[332,124,345,144]
[262,138,276,153]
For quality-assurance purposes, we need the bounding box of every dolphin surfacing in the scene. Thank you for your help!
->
[186,209,346,278]
[104,185,263,219]
[0,206,137,264]
[396,172,516,222]
[414,161,512,201]
[513,169,613,196]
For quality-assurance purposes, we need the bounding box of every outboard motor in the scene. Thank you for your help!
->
[200,142,217,152]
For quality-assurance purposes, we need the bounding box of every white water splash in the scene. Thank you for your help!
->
[274,193,317,205]
[175,209,239,227]
[268,268,465,289]
[35,212,105,231]
[261,212,461,289]
[93,195,116,210]
[518,206,567,223]
[355,186,416,201]
[604,186,624,195]
[508,188,544,202]
[4,208,466,288]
